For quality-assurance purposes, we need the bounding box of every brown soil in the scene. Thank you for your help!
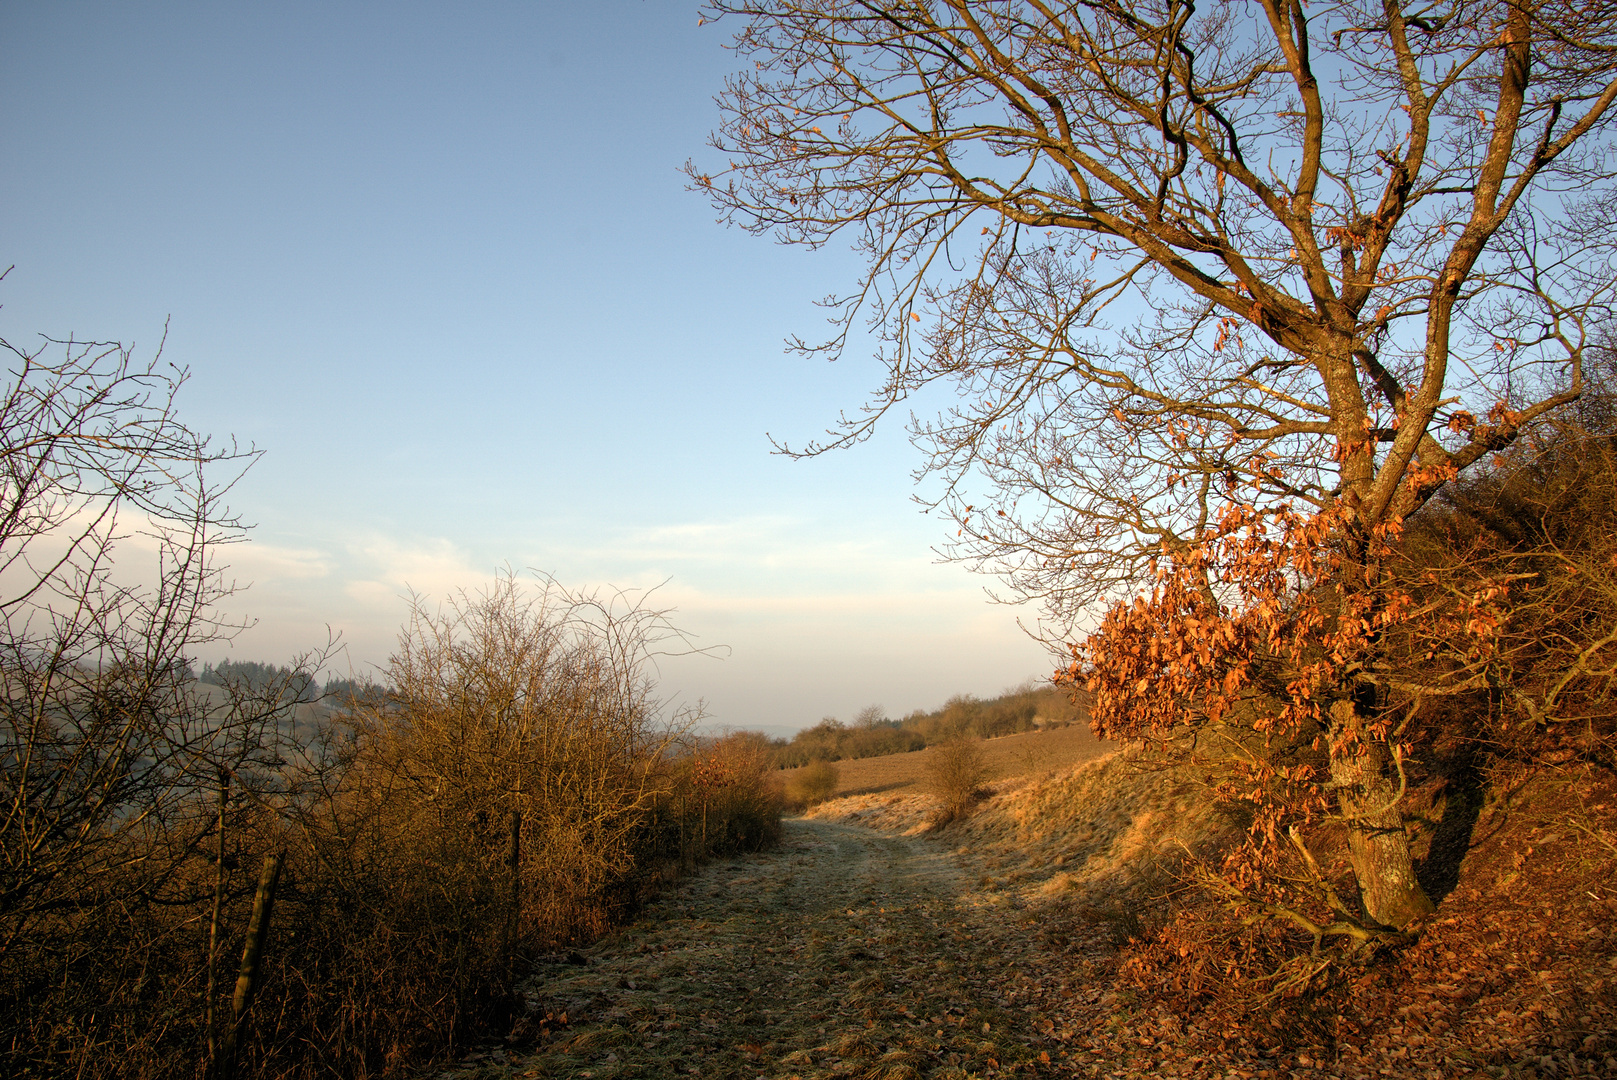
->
[780,724,1113,802]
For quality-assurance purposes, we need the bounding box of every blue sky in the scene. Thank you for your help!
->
[0,1,1055,731]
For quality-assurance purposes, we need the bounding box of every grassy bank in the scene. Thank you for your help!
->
[805,742,1617,1073]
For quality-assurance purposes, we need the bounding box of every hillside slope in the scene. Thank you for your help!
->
[806,748,1235,920]
[808,746,1617,1076]
[781,723,1112,802]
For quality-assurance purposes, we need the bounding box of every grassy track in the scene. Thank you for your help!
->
[437,743,1617,1078]
[462,818,1096,1079]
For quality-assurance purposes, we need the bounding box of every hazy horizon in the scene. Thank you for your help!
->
[0,2,1058,732]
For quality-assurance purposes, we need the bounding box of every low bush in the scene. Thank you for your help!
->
[663,731,785,859]
[785,758,840,808]
[925,734,994,822]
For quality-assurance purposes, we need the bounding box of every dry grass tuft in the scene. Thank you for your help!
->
[861,1052,925,1080]
[829,1030,880,1058]
[844,973,887,1002]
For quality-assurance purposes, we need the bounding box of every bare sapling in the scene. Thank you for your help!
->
[926,734,994,824]
[213,852,284,1080]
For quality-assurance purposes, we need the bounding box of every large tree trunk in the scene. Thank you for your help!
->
[1328,701,1434,929]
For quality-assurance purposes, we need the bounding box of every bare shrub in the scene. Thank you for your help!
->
[252,582,778,1078]
[0,328,335,1077]
[233,574,695,1075]
[351,575,677,938]
[677,731,784,856]
[925,735,993,823]
[786,758,840,809]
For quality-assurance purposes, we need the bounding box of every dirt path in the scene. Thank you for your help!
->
[473,818,1102,1080]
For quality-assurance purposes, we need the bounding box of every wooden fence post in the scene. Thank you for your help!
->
[215,851,284,1080]
[506,809,522,972]
[204,770,230,1069]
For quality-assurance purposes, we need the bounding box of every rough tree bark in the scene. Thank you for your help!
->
[1328,700,1434,927]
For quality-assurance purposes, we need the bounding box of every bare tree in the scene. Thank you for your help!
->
[690,0,1617,927]
[0,325,260,908]
[0,321,299,1067]
[852,703,889,727]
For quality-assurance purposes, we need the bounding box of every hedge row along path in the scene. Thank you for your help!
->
[450,817,1128,1080]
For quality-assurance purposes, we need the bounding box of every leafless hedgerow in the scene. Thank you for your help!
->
[237,572,768,1077]
[691,0,1617,930]
[0,310,776,1077]
[0,321,326,1074]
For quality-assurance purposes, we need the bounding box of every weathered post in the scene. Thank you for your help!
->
[204,770,230,1070]
[215,850,284,1080]
[506,808,522,973]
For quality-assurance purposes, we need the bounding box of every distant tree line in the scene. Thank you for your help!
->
[772,684,1085,768]
[197,660,391,709]
[198,659,319,703]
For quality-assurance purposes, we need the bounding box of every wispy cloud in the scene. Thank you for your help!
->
[223,539,335,583]
[545,514,962,597]
[195,516,1056,730]
[341,534,488,601]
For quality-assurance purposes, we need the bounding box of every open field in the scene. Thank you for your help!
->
[778,723,1113,802]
